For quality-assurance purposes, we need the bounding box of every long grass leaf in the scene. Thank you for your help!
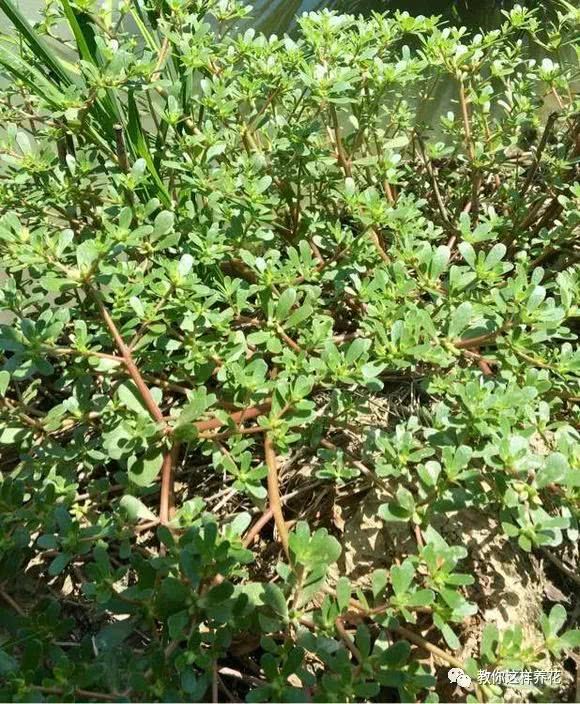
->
[130,6,160,53]
[127,91,171,207]
[0,0,73,85]
[60,0,96,65]
[59,0,122,131]
[0,44,66,107]
[0,43,112,156]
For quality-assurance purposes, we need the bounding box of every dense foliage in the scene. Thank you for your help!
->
[0,0,579,701]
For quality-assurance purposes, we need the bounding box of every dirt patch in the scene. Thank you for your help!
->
[340,489,546,662]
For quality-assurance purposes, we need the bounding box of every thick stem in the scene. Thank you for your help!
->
[415,134,453,229]
[335,617,362,664]
[394,625,484,702]
[276,325,302,353]
[199,424,265,442]
[31,686,120,702]
[91,290,166,426]
[243,483,320,548]
[264,433,289,558]
[329,104,351,177]
[195,402,271,433]
[0,398,44,432]
[321,439,391,494]
[48,346,124,363]
[159,443,180,525]
[461,348,495,376]
[212,661,219,704]
[458,79,480,216]
[114,124,130,174]
[243,509,274,548]
[459,80,475,162]
[0,587,25,616]
[90,289,175,528]
[454,330,500,349]
[152,36,170,82]
[370,227,390,263]
[540,547,580,588]
[521,111,560,197]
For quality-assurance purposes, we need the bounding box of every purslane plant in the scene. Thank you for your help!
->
[0,0,578,701]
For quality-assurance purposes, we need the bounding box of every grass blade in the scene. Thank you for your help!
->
[0,44,66,107]
[60,0,96,65]
[0,0,73,85]
[127,91,171,206]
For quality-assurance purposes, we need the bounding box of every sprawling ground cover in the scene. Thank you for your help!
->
[0,1,578,700]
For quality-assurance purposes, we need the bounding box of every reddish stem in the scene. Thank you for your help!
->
[335,617,362,664]
[454,330,500,349]
[92,291,165,426]
[195,402,271,433]
[159,443,180,525]
[243,508,274,548]
[277,326,302,353]
[90,289,174,528]
[264,433,289,558]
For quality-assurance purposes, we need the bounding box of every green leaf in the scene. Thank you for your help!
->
[286,303,313,328]
[94,620,134,652]
[527,285,546,313]
[440,621,461,650]
[418,461,441,488]
[275,288,296,321]
[180,671,207,698]
[60,0,97,65]
[484,243,506,268]
[129,296,145,318]
[118,381,158,418]
[431,245,450,279]
[289,522,341,567]
[255,175,272,194]
[384,135,409,150]
[547,604,567,635]
[501,521,519,538]
[458,241,476,267]
[178,253,194,277]
[391,560,415,596]
[206,143,226,161]
[336,577,351,612]
[119,494,157,521]
[154,210,174,236]
[48,552,71,576]
[396,487,415,513]
[0,426,28,444]
[259,583,288,626]
[372,569,388,598]
[175,389,216,427]
[537,453,569,488]
[76,239,99,271]
[378,501,412,522]
[0,649,18,675]
[345,338,369,364]
[449,302,472,338]
[480,623,499,660]
[558,630,580,650]
[407,589,434,607]
[128,447,164,487]
[0,371,9,396]
[168,610,189,640]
